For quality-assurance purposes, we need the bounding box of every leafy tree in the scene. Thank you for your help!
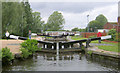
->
[71,27,79,31]
[2,1,45,38]
[88,20,101,32]
[22,1,33,37]
[2,2,28,37]
[0,1,1,39]
[46,11,65,31]
[79,28,86,32]
[87,14,108,32]
[95,14,108,28]
[71,27,86,32]
[32,12,44,33]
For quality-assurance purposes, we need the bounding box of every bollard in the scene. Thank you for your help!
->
[79,42,82,49]
[86,39,91,48]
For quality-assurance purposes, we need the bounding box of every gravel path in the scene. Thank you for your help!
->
[0,40,24,54]
[0,37,44,54]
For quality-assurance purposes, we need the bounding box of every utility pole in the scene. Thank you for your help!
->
[87,15,89,32]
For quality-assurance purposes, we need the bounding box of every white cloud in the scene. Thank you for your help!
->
[29,0,119,2]
[31,3,118,30]
[62,4,118,30]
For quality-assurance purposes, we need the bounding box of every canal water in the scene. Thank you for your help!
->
[2,52,120,71]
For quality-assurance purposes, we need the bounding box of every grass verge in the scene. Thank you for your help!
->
[71,36,119,53]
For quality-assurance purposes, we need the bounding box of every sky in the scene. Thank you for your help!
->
[29,1,118,30]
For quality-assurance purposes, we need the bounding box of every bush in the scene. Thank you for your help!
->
[108,29,116,41]
[20,39,40,59]
[20,39,39,54]
[2,47,14,62]
[20,48,31,59]
[115,33,120,42]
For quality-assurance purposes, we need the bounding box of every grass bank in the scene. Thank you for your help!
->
[71,36,87,40]
[71,36,119,53]
[97,43,118,52]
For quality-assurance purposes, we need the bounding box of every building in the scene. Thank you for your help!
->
[104,17,120,32]
[97,29,109,33]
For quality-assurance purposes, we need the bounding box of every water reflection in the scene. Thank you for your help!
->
[37,52,82,61]
[2,52,120,71]
[86,54,120,72]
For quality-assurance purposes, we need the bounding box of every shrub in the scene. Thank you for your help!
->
[20,39,40,59]
[108,29,117,41]
[20,39,39,54]
[115,33,120,42]
[2,47,14,62]
[20,48,30,59]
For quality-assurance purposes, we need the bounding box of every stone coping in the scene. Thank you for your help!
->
[87,46,120,59]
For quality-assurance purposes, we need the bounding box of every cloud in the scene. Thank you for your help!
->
[30,2,116,14]
[63,4,118,30]
[29,0,119,2]
[30,2,118,30]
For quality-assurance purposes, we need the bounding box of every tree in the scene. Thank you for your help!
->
[88,20,102,32]
[2,2,26,37]
[71,27,79,31]
[32,12,44,33]
[87,14,108,32]
[95,14,108,27]
[22,1,33,36]
[79,28,86,32]
[2,1,44,38]
[46,11,65,31]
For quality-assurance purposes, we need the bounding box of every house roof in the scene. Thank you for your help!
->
[108,22,118,25]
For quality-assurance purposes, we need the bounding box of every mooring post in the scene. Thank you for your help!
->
[43,44,45,48]
[79,42,82,49]
[71,44,73,48]
[54,43,56,50]
[86,39,91,48]
[86,41,89,48]
[59,42,62,49]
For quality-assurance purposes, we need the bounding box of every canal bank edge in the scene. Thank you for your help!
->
[85,46,120,59]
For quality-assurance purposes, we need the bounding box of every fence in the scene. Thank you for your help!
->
[81,32,107,38]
